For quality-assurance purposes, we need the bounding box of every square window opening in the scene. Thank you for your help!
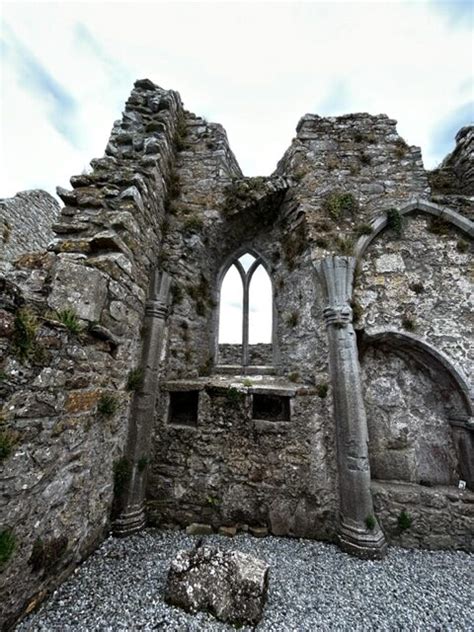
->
[168,390,199,426]
[252,394,290,422]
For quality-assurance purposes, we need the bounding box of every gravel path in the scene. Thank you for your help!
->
[17,529,474,631]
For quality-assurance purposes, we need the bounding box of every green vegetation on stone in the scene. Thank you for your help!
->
[316,383,329,399]
[386,208,403,237]
[127,368,144,392]
[398,510,412,530]
[0,530,16,569]
[56,308,82,334]
[12,307,39,362]
[98,393,120,417]
[365,515,376,530]
[323,192,358,221]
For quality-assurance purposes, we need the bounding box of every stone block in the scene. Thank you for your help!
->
[218,526,237,537]
[165,545,269,625]
[185,523,213,535]
[249,526,268,538]
[48,260,108,322]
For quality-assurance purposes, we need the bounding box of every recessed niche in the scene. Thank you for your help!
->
[168,391,199,426]
[252,394,290,422]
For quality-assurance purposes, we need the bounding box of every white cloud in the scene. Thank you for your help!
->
[1,0,472,199]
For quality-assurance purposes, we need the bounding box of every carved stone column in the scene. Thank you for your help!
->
[112,270,170,536]
[317,256,387,558]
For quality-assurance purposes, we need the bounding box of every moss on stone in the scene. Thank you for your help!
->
[12,307,39,362]
[97,393,120,417]
[0,530,16,569]
[322,192,358,221]
[126,368,144,392]
[386,208,403,237]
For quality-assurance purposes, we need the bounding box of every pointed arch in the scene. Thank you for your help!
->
[355,199,473,261]
[361,329,473,418]
[216,247,275,370]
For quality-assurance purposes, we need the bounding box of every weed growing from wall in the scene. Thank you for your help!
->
[97,393,120,417]
[127,368,144,392]
[456,239,469,253]
[386,208,403,237]
[355,223,373,237]
[55,308,82,334]
[398,510,412,530]
[316,383,329,398]
[402,317,417,332]
[0,530,16,569]
[12,307,39,362]
[334,235,355,256]
[323,192,358,221]
[365,515,376,530]
[0,429,16,462]
[225,387,244,410]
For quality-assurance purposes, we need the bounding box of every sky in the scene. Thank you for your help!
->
[1,1,472,344]
[1,0,473,200]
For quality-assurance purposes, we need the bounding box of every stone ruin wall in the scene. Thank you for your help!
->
[0,78,473,628]
[0,80,183,628]
[0,190,60,271]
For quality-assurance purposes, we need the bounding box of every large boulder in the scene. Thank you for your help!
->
[165,544,269,625]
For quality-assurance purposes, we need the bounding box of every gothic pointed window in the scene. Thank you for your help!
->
[218,251,273,368]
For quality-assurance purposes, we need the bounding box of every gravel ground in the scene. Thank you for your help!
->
[16,529,474,632]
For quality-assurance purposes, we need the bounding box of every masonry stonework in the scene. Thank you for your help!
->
[0,79,472,628]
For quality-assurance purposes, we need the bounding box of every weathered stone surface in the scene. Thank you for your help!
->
[0,190,59,270]
[47,259,109,322]
[165,545,269,625]
[185,523,213,536]
[372,481,473,551]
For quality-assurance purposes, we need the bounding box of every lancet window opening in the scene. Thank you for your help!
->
[218,251,273,367]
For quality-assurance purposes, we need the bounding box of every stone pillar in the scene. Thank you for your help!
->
[317,256,387,559]
[112,269,170,536]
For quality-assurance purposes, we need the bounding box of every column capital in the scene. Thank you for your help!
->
[145,299,168,319]
[323,304,353,328]
[316,256,356,308]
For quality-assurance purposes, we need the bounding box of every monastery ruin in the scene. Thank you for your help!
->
[0,78,472,628]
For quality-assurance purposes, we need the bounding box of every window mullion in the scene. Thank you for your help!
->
[242,274,250,368]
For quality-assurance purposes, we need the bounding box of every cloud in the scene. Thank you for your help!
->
[0,1,473,195]
[1,24,80,147]
[429,101,474,165]
[317,81,353,116]
[429,0,473,26]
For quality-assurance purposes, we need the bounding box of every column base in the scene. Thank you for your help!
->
[112,505,146,537]
[338,519,387,560]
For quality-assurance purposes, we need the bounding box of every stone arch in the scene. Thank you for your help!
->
[360,329,473,488]
[361,329,472,418]
[215,247,276,370]
[355,199,473,261]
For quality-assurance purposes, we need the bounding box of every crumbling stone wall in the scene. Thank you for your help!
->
[147,378,337,540]
[0,79,184,628]
[0,190,59,270]
[429,125,474,198]
[372,481,473,551]
[356,214,472,374]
